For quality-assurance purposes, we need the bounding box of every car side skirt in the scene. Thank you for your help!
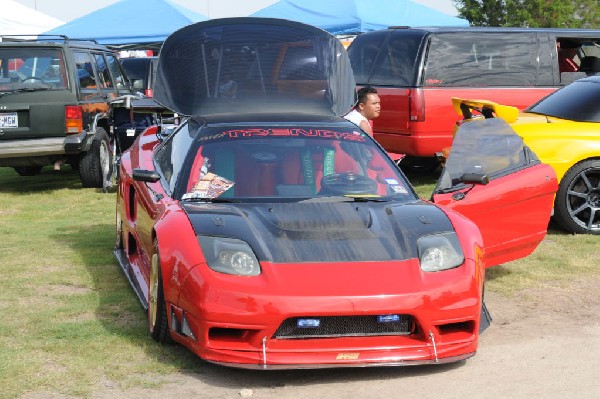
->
[114,247,148,310]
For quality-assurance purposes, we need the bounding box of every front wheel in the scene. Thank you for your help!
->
[149,240,173,344]
[79,128,112,189]
[553,160,600,234]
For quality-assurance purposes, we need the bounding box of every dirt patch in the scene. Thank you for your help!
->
[79,274,600,399]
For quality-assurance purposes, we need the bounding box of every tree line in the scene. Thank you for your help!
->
[452,0,600,28]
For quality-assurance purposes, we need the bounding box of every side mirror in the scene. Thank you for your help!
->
[132,168,161,182]
[460,173,490,185]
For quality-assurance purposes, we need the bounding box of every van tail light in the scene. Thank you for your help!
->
[145,88,153,97]
[65,105,83,134]
[408,88,425,122]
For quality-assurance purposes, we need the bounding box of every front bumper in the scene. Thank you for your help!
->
[171,259,482,369]
[209,352,475,370]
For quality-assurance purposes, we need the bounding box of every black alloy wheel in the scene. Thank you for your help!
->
[554,160,600,234]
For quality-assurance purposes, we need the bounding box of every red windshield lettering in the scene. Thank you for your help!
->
[271,129,292,136]
[223,129,243,137]
[317,130,338,138]
[339,132,366,142]
[224,129,269,137]
[218,128,365,142]
[291,129,319,137]
[242,129,269,137]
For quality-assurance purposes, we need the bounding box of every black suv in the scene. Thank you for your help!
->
[120,56,158,97]
[0,36,134,188]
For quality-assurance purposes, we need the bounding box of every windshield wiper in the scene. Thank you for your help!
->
[433,186,464,195]
[299,195,389,203]
[180,196,236,203]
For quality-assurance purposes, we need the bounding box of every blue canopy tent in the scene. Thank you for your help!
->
[41,0,208,49]
[251,0,469,34]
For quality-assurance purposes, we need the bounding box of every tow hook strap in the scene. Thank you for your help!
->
[429,331,439,363]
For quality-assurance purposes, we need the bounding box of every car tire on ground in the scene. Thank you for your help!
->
[149,240,173,344]
[13,165,43,176]
[79,127,112,188]
[553,159,600,234]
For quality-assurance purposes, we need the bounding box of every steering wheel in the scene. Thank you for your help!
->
[252,150,280,163]
[320,172,378,195]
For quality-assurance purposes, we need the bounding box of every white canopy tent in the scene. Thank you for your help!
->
[0,0,63,36]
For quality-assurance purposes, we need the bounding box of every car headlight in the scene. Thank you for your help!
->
[417,232,464,272]
[197,236,261,276]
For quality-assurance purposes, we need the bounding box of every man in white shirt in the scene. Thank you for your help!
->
[344,86,381,136]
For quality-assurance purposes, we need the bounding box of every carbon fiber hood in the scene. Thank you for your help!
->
[182,200,454,263]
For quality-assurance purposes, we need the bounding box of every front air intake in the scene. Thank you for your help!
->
[274,315,414,339]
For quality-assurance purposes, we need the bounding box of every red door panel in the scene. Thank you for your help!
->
[433,164,557,268]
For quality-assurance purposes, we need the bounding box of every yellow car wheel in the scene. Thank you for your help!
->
[554,160,600,234]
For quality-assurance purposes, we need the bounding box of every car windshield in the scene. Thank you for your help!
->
[527,78,600,122]
[176,123,415,202]
[0,48,67,91]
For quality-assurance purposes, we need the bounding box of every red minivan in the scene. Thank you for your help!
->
[347,27,600,171]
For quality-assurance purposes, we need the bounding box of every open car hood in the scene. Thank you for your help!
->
[154,17,356,117]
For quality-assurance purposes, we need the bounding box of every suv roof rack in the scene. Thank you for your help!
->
[0,34,99,44]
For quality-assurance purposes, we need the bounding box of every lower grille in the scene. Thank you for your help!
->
[274,315,414,339]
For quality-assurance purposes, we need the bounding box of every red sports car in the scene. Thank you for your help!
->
[114,18,557,369]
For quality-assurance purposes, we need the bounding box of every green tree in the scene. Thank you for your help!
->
[452,0,600,28]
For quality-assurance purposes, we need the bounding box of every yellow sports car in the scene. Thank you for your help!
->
[449,75,600,235]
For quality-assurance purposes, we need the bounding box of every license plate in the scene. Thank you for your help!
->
[0,112,18,128]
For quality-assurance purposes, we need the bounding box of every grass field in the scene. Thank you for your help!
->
[1,165,598,398]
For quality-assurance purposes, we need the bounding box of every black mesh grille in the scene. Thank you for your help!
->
[274,315,414,339]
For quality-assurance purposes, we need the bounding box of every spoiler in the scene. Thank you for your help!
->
[451,97,519,123]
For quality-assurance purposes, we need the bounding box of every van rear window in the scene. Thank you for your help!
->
[348,30,424,86]
[424,33,539,87]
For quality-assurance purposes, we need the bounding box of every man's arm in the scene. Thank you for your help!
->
[359,120,373,136]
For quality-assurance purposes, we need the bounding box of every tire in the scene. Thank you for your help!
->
[14,166,43,176]
[553,160,600,234]
[79,128,112,188]
[149,240,173,344]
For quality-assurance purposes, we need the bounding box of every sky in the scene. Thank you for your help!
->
[13,0,459,22]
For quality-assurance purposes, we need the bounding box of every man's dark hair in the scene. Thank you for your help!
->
[356,86,378,105]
